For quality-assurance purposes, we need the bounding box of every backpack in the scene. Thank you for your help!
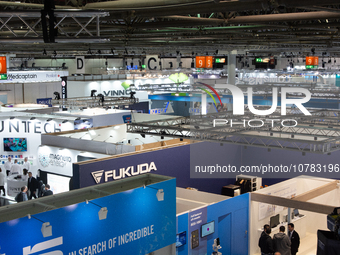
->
[15,192,23,202]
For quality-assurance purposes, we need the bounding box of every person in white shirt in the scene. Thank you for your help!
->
[0,168,5,195]
[22,157,30,172]
[4,156,13,176]
[10,159,22,175]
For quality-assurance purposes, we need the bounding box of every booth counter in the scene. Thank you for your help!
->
[7,174,27,197]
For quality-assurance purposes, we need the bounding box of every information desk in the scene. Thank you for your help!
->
[258,215,307,239]
[7,175,27,197]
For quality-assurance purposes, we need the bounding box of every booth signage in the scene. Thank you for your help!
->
[0,120,61,134]
[37,98,52,107]
[103,90,130,96]
[0,179,176,255]
[2,70,68,83]
[39,153,72,168]
[235,75,292,85]
[91,162,157,183]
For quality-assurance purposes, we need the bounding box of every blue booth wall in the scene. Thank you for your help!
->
[0,178,176,255]
[73,142,242,194]
[176,193,249,255]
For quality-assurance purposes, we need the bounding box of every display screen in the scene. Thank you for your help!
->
[176,231,186,248]
[74,119,93,130]
[270,214,280,228]
[47,173,71,194]
[201,221,215,237]
[3,138,27,152]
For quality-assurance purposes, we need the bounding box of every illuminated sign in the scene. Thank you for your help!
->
[196,56,206,68]
[215,58,225,63]
[306,56,319,69]
[0,56,7,80]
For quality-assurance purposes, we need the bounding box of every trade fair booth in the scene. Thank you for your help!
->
[250,175,340,255]
[176,188,249,255]
[0,174,176,255]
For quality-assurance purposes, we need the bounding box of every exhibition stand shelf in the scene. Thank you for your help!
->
[250,175,340,255]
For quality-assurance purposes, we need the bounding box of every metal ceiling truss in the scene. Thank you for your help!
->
[0,10,109,42]
[127,109,340,154]
[52,96,138,110]
[0,1,340,55]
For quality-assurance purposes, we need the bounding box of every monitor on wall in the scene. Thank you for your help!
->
[3,138,27,152]
[201,221,215,238]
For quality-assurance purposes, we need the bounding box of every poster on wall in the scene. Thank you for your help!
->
[188,207,207,253]
[258,182,297,220]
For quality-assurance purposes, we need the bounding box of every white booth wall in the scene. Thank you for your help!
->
[37,145,108,177]
[250,176,340,255]
[0,116,74,176]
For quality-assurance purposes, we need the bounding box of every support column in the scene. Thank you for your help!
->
[201,93,207,115]
[228,50,237,85]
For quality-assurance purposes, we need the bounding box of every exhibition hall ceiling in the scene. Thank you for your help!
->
[0,0,340,57]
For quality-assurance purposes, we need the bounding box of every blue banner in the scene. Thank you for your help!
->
[37,97,52,107]
[0,179,176,255]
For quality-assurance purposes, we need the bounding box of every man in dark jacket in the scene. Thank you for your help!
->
[43,184,53,196]
[27,172,39,199]
[288,223,300,255]
[259,225,274,255]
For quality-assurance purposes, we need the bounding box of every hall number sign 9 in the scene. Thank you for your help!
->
[196,56,214,68]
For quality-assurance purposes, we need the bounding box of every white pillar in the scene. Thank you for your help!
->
[228,50,237,85]
[201,93,207,115]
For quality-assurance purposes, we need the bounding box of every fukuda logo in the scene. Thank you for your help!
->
[91,162,157,184]
[225,85,311,116]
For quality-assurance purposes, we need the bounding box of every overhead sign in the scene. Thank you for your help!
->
[76,56,85,74]
[205,56,213,68]
[1,70,68,83]
[305,56,318,69]
[0,56,7,80]
[196,56,206,68]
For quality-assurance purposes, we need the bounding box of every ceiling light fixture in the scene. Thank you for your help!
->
[85,200,108,220]
[28,214,52,238]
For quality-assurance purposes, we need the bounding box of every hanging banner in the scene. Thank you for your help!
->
[205,56,213,68]
[76,56,85,74]
[196,56,206,68]
[0,56,7,80]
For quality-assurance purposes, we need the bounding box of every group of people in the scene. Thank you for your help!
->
[259,223,300,255]
[15,172,53,202]
[0,156,53,202]
[4,156,31,177]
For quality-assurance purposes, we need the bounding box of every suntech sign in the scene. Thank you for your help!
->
[91,162,157,184]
